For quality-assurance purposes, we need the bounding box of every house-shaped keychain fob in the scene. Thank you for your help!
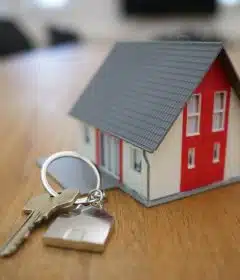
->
[44,206,114,252]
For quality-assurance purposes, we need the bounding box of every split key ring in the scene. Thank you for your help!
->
[40,151,104,206]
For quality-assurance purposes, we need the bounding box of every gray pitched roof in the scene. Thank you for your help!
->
[70,41,240,153]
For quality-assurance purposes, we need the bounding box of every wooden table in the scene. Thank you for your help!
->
[1,43,240,280]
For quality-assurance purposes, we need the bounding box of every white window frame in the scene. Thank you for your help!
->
[188,148,195,169]
[84,124,90,144]
[212,91,226,132]
[213,142,221,163]
[186,94,201,136]
[131,147,142,173]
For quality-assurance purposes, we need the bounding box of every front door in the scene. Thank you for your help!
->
[100,132,119,178]
[180,58,231,192]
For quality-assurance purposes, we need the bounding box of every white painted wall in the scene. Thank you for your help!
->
[122,142,148,198]
[224,89,240,179]
[77,122,96,163]
[148,113,183,200]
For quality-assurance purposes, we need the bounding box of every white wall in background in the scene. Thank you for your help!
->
[1,0,240,46]
[34,0,69,9]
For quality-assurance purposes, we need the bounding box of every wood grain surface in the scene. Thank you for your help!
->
[0,43,240,280]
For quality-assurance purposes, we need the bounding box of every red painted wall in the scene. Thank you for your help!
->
[180,58,231,192]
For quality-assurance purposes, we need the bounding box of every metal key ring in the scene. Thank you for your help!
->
[40,151,101,205]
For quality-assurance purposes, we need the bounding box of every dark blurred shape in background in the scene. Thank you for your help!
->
[122,0,217,16]
[0,19,34,57]
[48,26,81,47]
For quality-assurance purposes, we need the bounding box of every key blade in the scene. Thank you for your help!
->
[0,211,42,257]
[0,190,81,257]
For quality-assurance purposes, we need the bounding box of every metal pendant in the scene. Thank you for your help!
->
[43,206,114,252]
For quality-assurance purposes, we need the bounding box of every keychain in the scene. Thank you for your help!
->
[40,151,114,253]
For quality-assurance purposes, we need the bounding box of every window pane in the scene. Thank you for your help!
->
[214,92,225,111]
[133,148,136,166]
[136,150,141,164]
[213,143,220,162]
[187,116,199,134]
[132,148,142,172]
[188,148,195,168]
[84,125,90,143]
[213,112,223,130]
[189,152,193,165]
[188,97,195,114]
[188,95,199,114]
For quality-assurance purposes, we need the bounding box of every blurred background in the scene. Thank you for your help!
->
[0,0,240,57]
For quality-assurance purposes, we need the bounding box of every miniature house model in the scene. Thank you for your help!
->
[70,41,240,207]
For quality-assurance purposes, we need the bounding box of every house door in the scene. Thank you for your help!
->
[100,132,119,178]
[180,58,231,192]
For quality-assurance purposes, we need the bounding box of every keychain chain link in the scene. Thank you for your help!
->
[87,189,106,209]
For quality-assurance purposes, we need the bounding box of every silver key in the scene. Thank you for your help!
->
[0,189,81,257]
